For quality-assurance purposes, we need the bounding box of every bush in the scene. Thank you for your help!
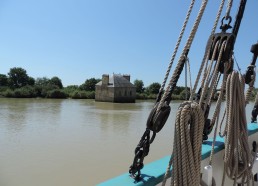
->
[146,94,157,99]
[179,89,190,100]
[2,86,37,98]
[2,89,14,97]
[136,93,148,100]
[46,89,68,99]
[37,84,59,97]
[71,91,95,99]
[0,86,9,93]
[63,85,79,96]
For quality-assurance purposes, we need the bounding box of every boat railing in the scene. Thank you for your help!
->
[97,123,258,186]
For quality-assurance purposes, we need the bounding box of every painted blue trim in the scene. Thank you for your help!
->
[97,123,258,186]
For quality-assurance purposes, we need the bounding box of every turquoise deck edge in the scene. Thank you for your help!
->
[97,123,258,186]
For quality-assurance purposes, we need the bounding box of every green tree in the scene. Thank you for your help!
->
[46,89,67,98]
[49,76,63,89]
[173,86,185,95]
[179,89,190,100]
[0,74,8,86]
[35,77,58,97]
[8,67,30,88]
[28,77,35,86]
[146,82,161,94]
[80,78,100,91]
[63,85,79,96]
[35,77,50,86]
[134,79,144,93]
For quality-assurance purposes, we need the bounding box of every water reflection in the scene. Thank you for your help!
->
[94,101,154,133]
[1,99,28,133]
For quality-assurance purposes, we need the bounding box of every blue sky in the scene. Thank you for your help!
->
[0,0,257,87]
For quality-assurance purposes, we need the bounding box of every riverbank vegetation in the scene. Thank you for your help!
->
[1,67,257,100]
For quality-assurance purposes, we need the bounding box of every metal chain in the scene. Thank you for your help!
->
[129,129,155,180]
[128,1,199,180]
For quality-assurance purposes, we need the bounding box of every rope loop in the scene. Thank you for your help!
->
[221,71,254,185]
[162,101,204,186]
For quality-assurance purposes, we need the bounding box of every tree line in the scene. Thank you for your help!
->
[133,79,190,100]
[0,67,99,99]
[0,67,202,100]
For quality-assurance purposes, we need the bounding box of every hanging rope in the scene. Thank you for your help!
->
[221,71,254,185]
[157,0,196,101]
[156,0,209,114]
[129,0,201,180]
[192,0,247,141]
[225,0,233,19]
[190,0,226,101]
[162,101,204,186]
[208,66,228,167]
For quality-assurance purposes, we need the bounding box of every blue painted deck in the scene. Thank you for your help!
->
[97,123,258,186]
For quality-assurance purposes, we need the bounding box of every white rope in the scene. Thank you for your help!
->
[159,0,196,96]
[209,66,228,166]
[191,0,226,100]
[157,0,209,114]
[162,101,204,186]
[225,0,233,19]
[186,57,193,99]
[199,41,227,113]
[221,71,254,185]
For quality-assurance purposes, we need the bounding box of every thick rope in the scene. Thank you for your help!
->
[191,0,226,100]
[157,0,209,114]
[159,0,196,96]
[186,57,193,98]
[162,101,204,186]
[199,41,227,113]
[225,0,233,19]
[221,71,254,185]
[209,72,228,166]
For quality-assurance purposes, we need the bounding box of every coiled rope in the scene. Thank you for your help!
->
[162,101,204,186]
[161,1,228,185]
[220,71,254,185]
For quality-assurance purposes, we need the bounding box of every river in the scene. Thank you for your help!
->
[0,98,255,186]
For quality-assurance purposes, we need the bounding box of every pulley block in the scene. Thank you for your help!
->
[208,33,235,62]
[146,102,171,133]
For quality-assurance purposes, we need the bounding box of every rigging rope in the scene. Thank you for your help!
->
[190,0,226,101]
[158,0,196,101]
[157,0,209,114]
[162,101,204,186]
[225,0,234,19]
[220,71,254,185]
[129,0,200,180]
